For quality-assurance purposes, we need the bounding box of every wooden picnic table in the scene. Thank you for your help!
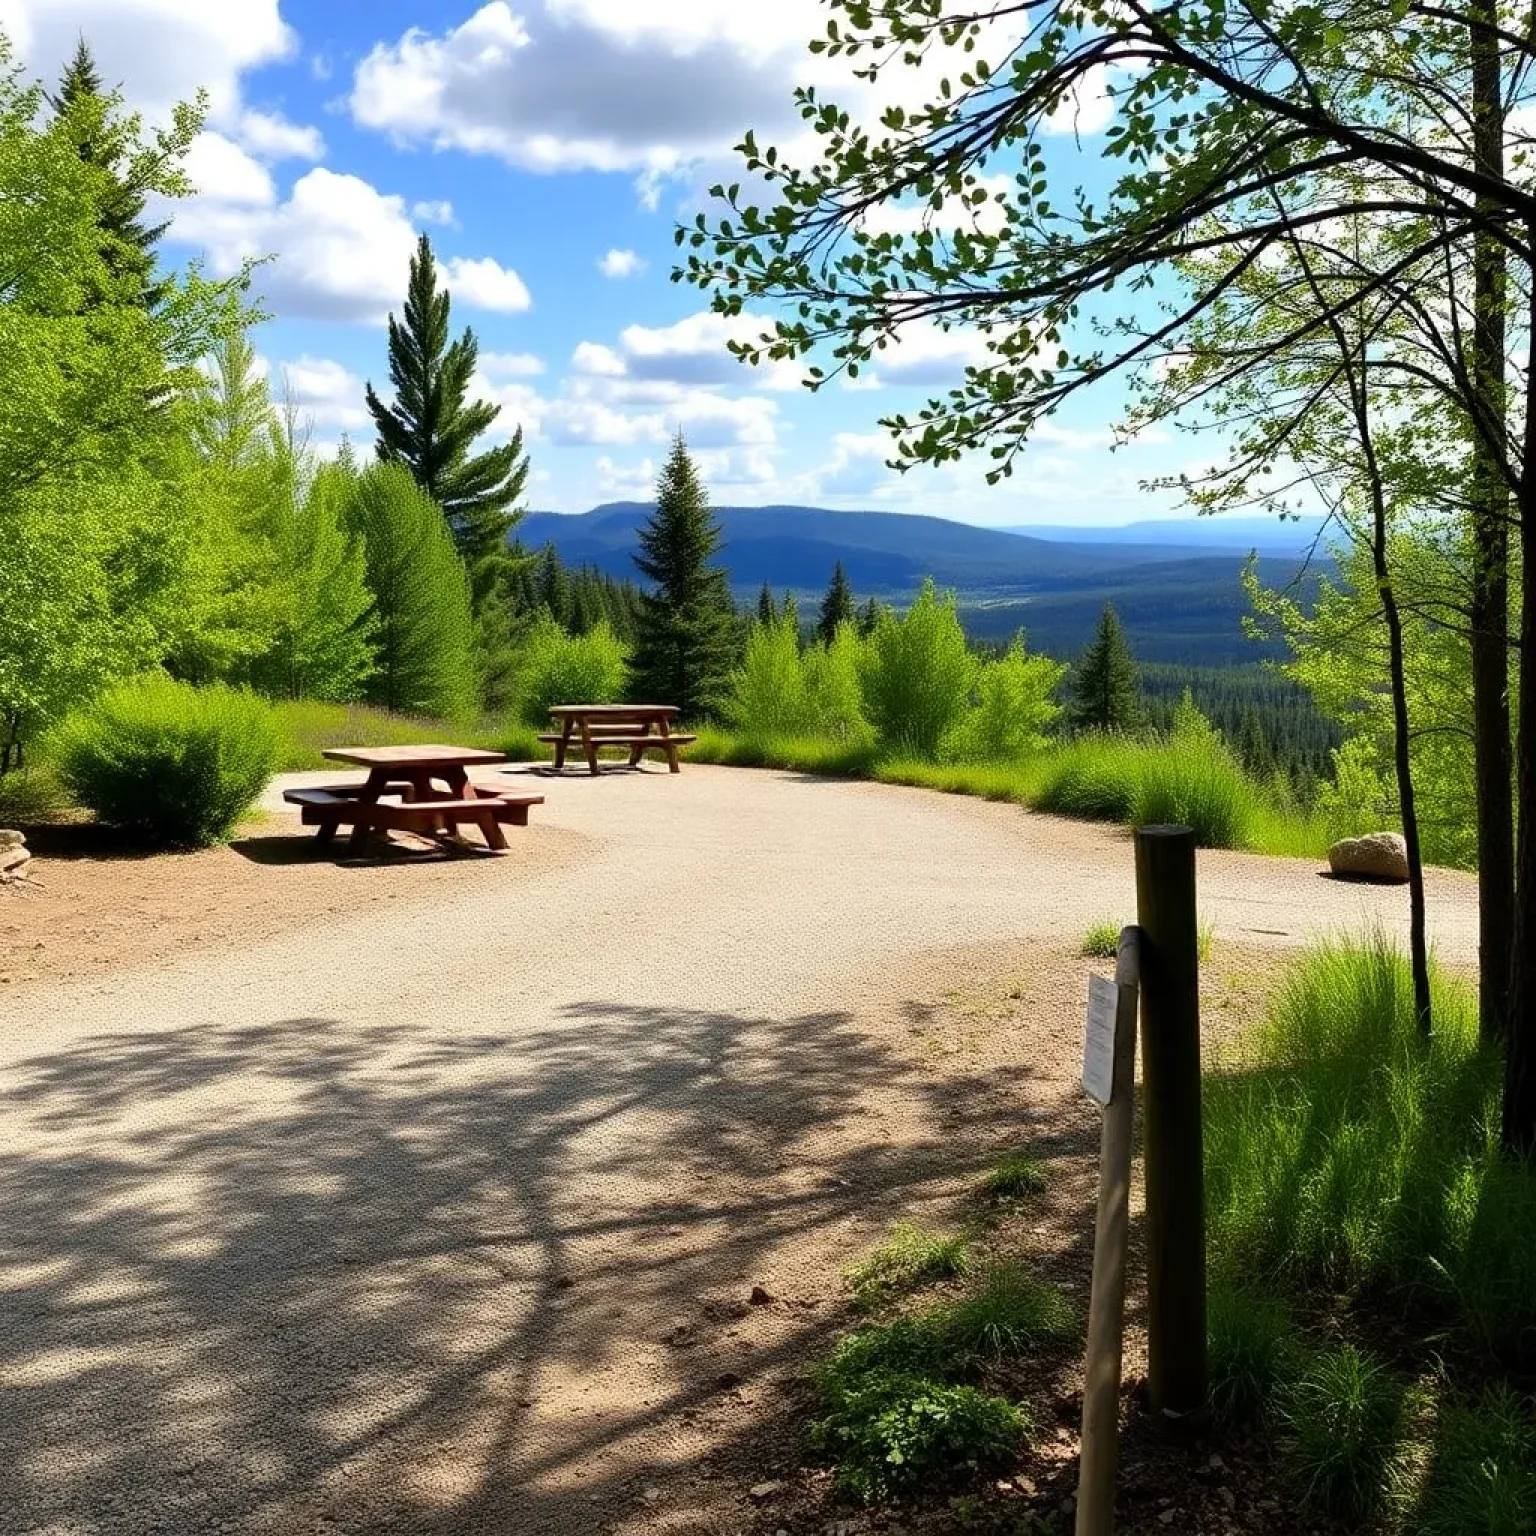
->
[282,744,543,852]
[539,704,696,776]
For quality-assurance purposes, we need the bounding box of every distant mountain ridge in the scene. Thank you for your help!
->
[517,502,1321,665]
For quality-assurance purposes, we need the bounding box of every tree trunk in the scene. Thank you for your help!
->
[1470,0,1515,1043]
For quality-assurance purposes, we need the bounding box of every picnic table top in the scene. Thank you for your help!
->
[547,703,679,717]
[321,744,511,768]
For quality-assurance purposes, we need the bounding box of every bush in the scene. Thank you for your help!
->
[807,1370,1028,1500]
[726,612,813,742]
[54,677,278,847]
[858,580,977,757]
[1204,935,1536,1364]
[946,635,1065,762]
[845,1223,970,1308]
[804,621,873,743]
[517,615,628,725]
[1281,1344,1405,1518]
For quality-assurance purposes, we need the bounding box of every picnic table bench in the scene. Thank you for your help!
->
[538,704,696,775]
[282,745,542,851]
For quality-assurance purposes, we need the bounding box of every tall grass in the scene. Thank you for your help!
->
[1205,934,1536,1364]
[272,700,543,771]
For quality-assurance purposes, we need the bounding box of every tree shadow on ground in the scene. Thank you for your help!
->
[0,992,1100,1536]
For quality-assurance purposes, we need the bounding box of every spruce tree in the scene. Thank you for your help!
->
[365,234,527,568]
[629,435,736,718]
[50,41,169,309]
[756,581,777,626]
[817,560,855,645]
[1070,604,1142,732]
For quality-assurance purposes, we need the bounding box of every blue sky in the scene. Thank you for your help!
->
[3,0,1196,526]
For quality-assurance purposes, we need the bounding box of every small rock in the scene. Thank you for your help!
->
[1158,1510,1177,1526]
[0,847,31,874]
[750,1480,785,1501]
[0,829,24,850]
[1328,831,1409,883]
[1208,1453,1225,1471]
[641,1485,661,1503]
[749,1285,774,1306]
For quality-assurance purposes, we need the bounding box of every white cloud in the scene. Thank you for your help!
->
[349,0,822,175]
[1044,64,1117,138]
[412,199,458,226]
[442,255,532,314]
[570,341,626,378]
[848,321,994,390]
[572,310,798,390]
[235,109,324,161]
[481,351,546,378]
[171,165,533,324]
[7,0,294,121]
[272,354,371,431]
[598,247,645,279]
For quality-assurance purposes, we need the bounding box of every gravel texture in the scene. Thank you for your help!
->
[0,765,1477,1534]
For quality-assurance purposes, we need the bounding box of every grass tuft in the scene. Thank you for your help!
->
[1281,1344,1406,1519]
[980,1152,1049,1200]
[1081,919,1121,959]
[845,1222,971,1308]
[1407,1385,1536,1536]
[1206,1278,1295,1429]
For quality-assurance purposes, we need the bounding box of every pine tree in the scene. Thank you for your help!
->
[817,560,855,645]
[365,234,527,568]
[756,581,777,626]
[50,40,168,309]
[536,543,570,623]
[1070,604,1142,732]
[630,435,736,718]
[857,597,885,638]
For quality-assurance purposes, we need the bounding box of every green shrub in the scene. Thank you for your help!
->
[804,621,873,743]
[1207,1279,1294,1429]
[1204,935,1536,1363]
[1409,1386,1536,1536]
[1081,920,1120,959]
[1281,1344,1405,1518]
[980,1153,1048,1199]
[272,700,543,772]
[807,1369,1029,1500]
[726,612,813,742]
[845,1222,970,1308]
[946,635,1065,762]
[942,1261,1076,1357]
[688,726,880,776]
[54,677,278,847]
[517,615,628,725]
[858,580,977,757]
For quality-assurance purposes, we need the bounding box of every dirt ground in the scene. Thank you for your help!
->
[0,766,1478,1535]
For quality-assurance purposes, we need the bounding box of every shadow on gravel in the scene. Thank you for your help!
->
[0,995,1103,1535]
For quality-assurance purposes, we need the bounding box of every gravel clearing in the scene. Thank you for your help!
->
[0,765,1477,1534]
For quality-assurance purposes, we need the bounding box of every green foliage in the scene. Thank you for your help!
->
[845,1223,971,1308]
[1034,733,1260,849]
[807,1370,1028,1501]
[804,621,874,743]
[946,634,1065,762]
[53,676,277,847]
[727,611,813,743]
[1081,921,1121,959]
[1205,936,1536,1364]
[365,234,527,566]
[1069,605,1142,732]
[1316,735,1395,843]
[270,700,541,772]
[1206,1279,1295,1430]
[858,580,977,756]
[1408,1386,1536,1536]
[687,726,880,777]
[344,463,477,722]
[515,615,628,725]
[629,435,737,719]
[979,1154,1048,1199]
[1281,1344,1406,1519]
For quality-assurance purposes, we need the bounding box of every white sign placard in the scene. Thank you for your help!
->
[1082,973,1119,1106]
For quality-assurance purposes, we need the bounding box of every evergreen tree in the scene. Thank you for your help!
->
[856,597,885,638]
[343,463,477,721]
[629,435,736,718]
[364,234,527,568]
[1070,605,1142,732]
[756,581,777,626]
[537,543,570,623]
[194,334,270,467]
[49,40,169,310]
[817,560,856,645]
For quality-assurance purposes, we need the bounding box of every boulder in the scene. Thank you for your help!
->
[0,846,31,875]
[0,829,23,851]
[1328,832,1410,884]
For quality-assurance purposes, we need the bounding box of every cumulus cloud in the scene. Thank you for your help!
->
[571,310,798,391]
[349,0,822,176]
[271,355,371,431]
[235,109,324,161]
[481,351,546,378]
[412,199,458,226]
[598,248,645,278]
[171,164,533,324]
[6,0,294,121]
[845,321,994,390]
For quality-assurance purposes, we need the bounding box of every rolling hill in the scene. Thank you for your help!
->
[517,503,1324,665]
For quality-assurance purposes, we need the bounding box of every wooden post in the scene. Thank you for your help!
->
[1075,928,1141,1536]
[1134,825,1207,1419]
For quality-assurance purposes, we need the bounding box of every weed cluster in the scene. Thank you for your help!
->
[844,1223,970,1309]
